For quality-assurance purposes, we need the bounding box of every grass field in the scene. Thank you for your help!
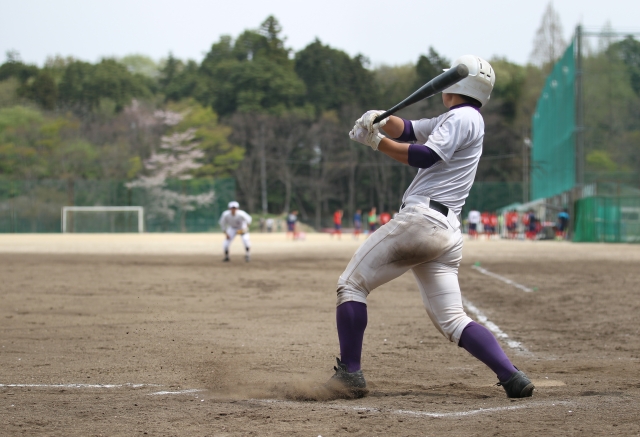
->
[1,233,639,436]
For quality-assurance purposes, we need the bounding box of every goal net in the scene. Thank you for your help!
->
[61,206,144,233]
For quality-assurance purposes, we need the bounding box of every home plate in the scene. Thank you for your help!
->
[531,379,566,387]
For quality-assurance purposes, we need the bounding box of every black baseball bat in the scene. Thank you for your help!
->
[372,63,469,125]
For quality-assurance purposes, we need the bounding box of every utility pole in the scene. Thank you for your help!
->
[523,136,531,203]
[259,124,268,215]
[575,24,585,189]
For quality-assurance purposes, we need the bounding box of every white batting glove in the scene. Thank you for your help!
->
[355,110,388,130]
[349,124,383,151]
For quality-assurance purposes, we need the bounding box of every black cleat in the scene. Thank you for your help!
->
[324,358,369,399]
[223,256,230,262]
[498,370,535,398]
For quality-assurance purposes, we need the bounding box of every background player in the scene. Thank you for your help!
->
[506,209,519,239]
[218,201,252,262]
[353,209,363,239]
[332,209,343,239]
[481,211,491,239]
[489,211,498,239]
[367,207,378,235]
[325,55,534,400]
[468,209,480,239]
[556,208,569,240]
[286,210,299,240]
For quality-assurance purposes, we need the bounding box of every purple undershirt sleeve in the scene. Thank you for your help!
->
[394,119,417,142]
[407,144,442,169]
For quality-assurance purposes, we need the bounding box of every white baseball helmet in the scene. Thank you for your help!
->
[228,201,239,209]
[442,55,495,106]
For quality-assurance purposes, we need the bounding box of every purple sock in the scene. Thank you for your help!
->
[336,301,367,373]
[458,321,518,382]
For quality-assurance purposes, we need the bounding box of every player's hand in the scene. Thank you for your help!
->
[349,124,383,150]
[356,110,388,130]
[225,233,230,240]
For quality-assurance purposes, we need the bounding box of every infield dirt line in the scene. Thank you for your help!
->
[249,398,573,418]
[0,383,158,389]
[1,381,571,418]
[471,265,534,292]
[462,298,529,353]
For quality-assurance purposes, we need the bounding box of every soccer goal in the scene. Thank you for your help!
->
[61,206,145,233]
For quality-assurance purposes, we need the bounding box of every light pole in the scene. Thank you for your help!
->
[523,137,531,204]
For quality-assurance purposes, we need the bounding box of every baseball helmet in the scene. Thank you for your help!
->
[228,201,239,209]
[442,55,495,106]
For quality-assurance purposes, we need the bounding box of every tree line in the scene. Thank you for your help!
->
[1,14,639,227]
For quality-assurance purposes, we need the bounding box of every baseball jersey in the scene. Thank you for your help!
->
[219,209,252,231]
[402,106,484,216]
[468,210,481,224]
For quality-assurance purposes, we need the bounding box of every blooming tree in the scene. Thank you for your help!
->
[127,111,215,225]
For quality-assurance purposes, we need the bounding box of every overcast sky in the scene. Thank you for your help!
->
[2,0,638,68]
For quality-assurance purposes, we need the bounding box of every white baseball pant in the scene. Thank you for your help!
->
[223,227,251,251]
[336,195,473,344]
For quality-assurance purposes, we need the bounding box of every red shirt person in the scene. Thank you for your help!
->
[379,212,391,226]
[481,212,491,236]
[333,209,343,239]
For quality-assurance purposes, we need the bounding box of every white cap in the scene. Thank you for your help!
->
[442,55,495,106]
[228,201,239,209]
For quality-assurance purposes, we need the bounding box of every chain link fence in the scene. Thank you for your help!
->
[0,178,235,233]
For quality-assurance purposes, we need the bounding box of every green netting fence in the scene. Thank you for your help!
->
[574,196,640,243]
[0,178,235,233]
[462,182,523,215]
[531,40,576,200]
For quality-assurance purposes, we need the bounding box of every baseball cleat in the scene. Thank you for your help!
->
[223,256,230,262]
[497,370,535,398]
[245,254,250,262]
[324,358,369,399]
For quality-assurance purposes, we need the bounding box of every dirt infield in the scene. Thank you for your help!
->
[1,234,640,436]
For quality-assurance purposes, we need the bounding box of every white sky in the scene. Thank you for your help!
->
[2,0,638,67]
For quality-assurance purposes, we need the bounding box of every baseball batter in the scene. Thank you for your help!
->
[218,201,252,262]
[325,56,535,399]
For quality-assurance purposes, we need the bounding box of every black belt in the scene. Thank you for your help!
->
[401,199,449,217]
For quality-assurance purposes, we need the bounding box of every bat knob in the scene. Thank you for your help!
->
[456,63,469,78]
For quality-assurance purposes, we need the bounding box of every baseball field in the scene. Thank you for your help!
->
[1,233,639,436]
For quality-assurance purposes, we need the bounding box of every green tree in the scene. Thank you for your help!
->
[415,47,449,88]
[294,39,376,113]
[169,101,244,178]
[374,64,419,116]
[489,58,527,121]
[607,36,640,96]
[159,55,204,103]
[20,71,58,110]
[199,16,305,116]
[0,106,47,178]
[586,150,618,172]
[58,59,152,113]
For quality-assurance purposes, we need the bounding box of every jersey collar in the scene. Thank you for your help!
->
[449,103,481,112]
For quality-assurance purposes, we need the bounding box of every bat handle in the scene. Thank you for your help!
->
[372,111,392,125]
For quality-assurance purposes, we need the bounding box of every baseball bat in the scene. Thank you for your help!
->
[372,63,469,125]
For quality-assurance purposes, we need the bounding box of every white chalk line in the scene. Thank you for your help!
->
[471,265,534,292]
[0,383,156,389]
[462,298,528,352]
[148,389,204,396]
[2,383,573,418]
[0,383,204,397]
[251,398,572,418]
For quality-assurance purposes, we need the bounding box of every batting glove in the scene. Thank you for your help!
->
[356,110,388,131]
[349,124,383,151]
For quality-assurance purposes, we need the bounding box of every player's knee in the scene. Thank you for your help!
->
[435,315,473,343]
[336,277,368,306]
